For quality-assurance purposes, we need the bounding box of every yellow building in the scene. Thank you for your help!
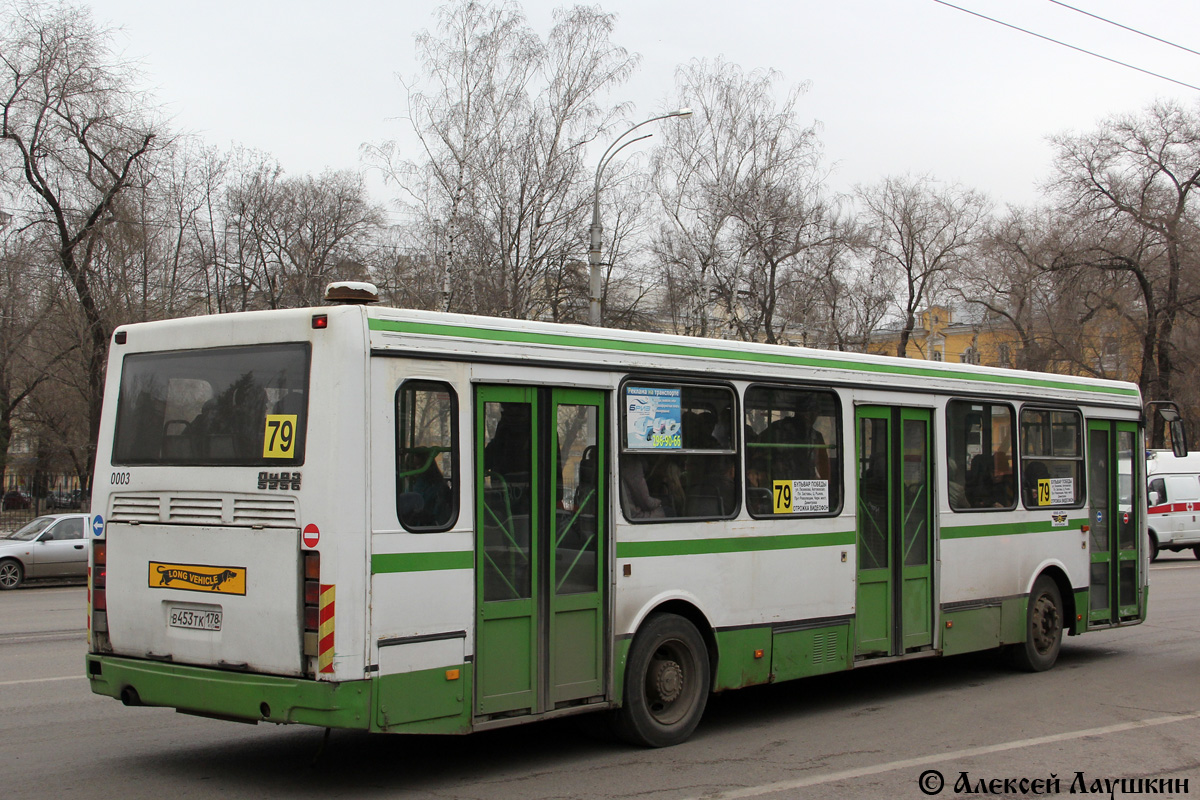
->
[867,305,1140,382]
[868,306,1013,366]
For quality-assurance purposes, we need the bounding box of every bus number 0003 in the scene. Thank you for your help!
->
[110,472,130,485]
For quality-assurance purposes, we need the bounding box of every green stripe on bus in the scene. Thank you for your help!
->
[616,530,855,559]
[941,518,1087,539]
[368,318,1139,397]
[372,551,473,574]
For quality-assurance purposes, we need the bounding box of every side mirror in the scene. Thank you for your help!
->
[1149,490,1162,506]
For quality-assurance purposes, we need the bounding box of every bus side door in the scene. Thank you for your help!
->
[474,385,606,717]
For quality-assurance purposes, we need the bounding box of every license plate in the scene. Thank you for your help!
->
[168,606,222,631]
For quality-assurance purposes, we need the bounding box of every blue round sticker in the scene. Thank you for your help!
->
[92,515,104,537]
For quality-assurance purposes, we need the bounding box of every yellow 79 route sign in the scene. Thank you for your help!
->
[263,414,298,458]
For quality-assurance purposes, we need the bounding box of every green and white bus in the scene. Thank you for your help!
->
[85,284,1161,747]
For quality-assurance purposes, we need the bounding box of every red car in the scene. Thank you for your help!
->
[2,490,31,510]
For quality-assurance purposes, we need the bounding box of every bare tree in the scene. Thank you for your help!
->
[855,175,991,358]
[0,0,165,486]
[1047,99,1200,416]
[651,58,827,342]
[225,161,383,309]
[0,237,76,487]
[794,219,890,352]
[370,0,638,321]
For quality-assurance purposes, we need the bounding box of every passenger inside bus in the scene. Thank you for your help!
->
[398,447,452,528]
[484,403,532,514]
[620,455,665,518]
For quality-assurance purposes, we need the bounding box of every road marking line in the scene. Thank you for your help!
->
[683,710,1200,800]
[0,675,86,687]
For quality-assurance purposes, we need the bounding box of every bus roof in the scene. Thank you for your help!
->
[362,305,1142,407]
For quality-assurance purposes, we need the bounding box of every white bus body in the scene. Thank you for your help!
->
[85,304,1149,746]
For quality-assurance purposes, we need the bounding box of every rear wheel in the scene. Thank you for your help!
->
[1148,532,1160,563]
[1007,575,1063,672]
[1193,546,1200,560]
[0,559,24,590]
[613,613,709,747]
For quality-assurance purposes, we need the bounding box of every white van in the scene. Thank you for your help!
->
[1146,451,1200,560]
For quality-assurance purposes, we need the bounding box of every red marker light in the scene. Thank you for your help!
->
[312,314,328,330]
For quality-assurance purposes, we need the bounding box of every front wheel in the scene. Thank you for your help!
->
[613,613,710,747]
[1006,575,1063,672]
[1192,546,1200,561]
[0,559,24,590]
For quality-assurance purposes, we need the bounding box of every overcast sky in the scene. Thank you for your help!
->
[87,0,1200,208]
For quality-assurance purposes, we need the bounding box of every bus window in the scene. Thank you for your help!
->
[1020,408,1084,508]
[744,386,840,517]
[620,383,737,521]
[396,381,458,531]
[112,343,309,466]
[946,401,1016,510]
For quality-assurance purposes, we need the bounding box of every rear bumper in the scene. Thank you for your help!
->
[85,654,370,730]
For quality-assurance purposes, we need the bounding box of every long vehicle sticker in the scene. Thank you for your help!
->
[149,562,247,595]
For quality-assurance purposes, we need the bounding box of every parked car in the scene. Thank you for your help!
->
[0,514,90,589]
[46,490,82,510]
[2,490,31,510]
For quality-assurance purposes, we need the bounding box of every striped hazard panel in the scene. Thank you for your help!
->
[318,584,335,673]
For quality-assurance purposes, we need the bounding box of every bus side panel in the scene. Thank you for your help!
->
[613,519,856,692]
[368,358,477,728]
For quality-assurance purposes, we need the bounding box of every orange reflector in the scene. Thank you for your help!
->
[753,649,764,659]
[1077,614,1083,621]
[445,669,460,681]
[946,620,953,628]
[304,551,320,580]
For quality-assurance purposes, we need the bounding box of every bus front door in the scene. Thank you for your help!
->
[474,386,606,718]
[854,406,934,657]
[1087,420,1141,625]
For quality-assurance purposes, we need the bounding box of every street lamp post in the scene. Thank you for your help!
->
[588,108,692,326]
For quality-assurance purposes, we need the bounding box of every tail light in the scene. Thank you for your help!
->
[302,551,320,664]
[92,540,107,611]
[90,539,109,649]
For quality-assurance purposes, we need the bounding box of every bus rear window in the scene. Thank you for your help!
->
[112,343,310,466]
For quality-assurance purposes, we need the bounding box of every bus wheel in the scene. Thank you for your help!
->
[614,613,710,747]
[0,559,24,590]
[1148,532,1159,563]
[1007,575,1063,672]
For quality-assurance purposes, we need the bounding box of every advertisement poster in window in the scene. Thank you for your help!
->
[626,386,682,450]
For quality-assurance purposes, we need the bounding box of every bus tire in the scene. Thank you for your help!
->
[0,558,24,590]
[1007,575,1063,672]
[614,613,709,747]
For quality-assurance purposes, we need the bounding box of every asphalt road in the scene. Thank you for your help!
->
[3,559,1199,800]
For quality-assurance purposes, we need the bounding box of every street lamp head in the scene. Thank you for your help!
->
[673,107,694,118]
